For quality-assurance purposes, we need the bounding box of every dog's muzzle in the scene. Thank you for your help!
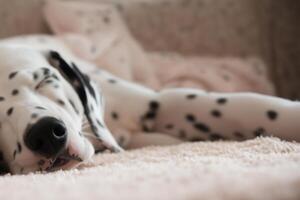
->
[24,117,67,158]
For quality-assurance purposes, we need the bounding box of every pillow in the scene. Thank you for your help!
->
[44,0,159,89]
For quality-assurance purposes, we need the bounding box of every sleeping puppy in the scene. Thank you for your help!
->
[1,35,300,174]
[0,41,122,174]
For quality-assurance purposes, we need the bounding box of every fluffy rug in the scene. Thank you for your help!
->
[0,137,299,200]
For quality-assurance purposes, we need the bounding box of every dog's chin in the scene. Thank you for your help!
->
[44,157,81,172]
[43,141,94,172]
[9,139,95,174]
[11,155,85,174]
[44,152,83,172]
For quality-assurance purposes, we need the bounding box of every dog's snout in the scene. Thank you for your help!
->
[24,117,67,158]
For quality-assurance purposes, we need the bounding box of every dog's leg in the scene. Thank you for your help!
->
[91,70,300,144]
[154,89,300,142]
[89,69,157,135]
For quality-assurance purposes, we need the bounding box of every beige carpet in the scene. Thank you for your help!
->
[0,137,300,200]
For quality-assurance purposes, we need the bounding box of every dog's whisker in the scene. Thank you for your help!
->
[82,124,89,128]
[82,126,90,131]
[82,121,89,126]
[82,123,91,129]
[82,132,100,140]
[82,118,88,124]
[82,122,89,127]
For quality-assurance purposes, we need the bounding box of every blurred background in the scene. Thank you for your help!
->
[0,0,299,99]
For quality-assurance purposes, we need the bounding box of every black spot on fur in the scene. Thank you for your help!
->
[145,111,156,119]
[38,160,45,166]
[91,125,98,133]
[42,68,50,76]
[233,132,245,139]
[11,89,19,96]
[68,99,79,114]
[31,113,38,119]
[143,101,160,120]
[8,71,18,79]
[254,127,265,137]
[216,98,227,105]
[179,130,186,139]
[0,97,5,101]
[194,122,210,133]
[17,142,22,153]
[96,119,104,127]
[52,74,59,80]
[149,101,160,110]
[84,74,91,82]
[140,100,160,132]
[186,114,196,122]
[211,109,222,118]
[34,83,41,90]
[13,150,17,159]
[111,112,119,120]
[33,73,38,80]
[0,152,9,174]
[266,110,278,120]
[108,79,117,84]
[57,99,65,106]
[186,94,197,99]
[165,124,174,129]
[45,79,53,84]
[209,133,223,141]
[35,106,46,110]
[7,107,14,116]
[142,125,150,132]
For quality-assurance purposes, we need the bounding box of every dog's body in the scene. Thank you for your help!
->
[0,35,300,174]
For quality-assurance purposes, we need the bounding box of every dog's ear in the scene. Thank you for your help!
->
[46,50,122,153]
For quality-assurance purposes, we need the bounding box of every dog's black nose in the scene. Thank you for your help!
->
[24,117,67,158]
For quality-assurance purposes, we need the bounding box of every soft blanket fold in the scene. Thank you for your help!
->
[43,0,275,94]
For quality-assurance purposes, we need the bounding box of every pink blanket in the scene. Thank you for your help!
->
[1,137,299,200]
[44,1,275,95]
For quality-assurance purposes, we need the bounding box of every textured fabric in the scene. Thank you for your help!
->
[150,53,275,94]
[0,137,299,200]
[0,0,299,98]
[44,1,275,95]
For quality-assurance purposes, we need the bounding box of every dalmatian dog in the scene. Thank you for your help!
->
[0,35,300,174]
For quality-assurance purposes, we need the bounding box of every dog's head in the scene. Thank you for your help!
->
[0,46,121,174]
